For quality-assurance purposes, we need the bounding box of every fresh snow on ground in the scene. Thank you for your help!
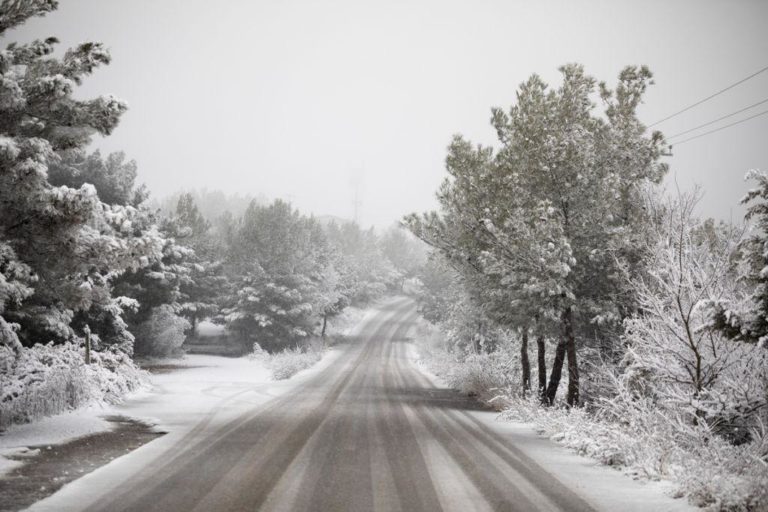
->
[405,342,697,512]
[0,408,110,454]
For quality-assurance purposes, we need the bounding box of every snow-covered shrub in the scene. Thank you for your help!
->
[263,344,323,380]
[0,342,148,428]
[502,388,768,511]
[414,319,521,401]
[250,339,324,380]
[134,305,191,357]
[618,192,768,441]
[267,347,322,380]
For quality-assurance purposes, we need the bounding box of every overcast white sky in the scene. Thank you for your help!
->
[7,0,768,226]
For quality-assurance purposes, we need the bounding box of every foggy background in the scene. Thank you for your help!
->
[7,0,768,226]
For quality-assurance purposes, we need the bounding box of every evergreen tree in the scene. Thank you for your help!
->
[710,170,768,345]
[0,2,161,351]
[174,193,225,335]
[222,200,328,351]
[407,65,667,405]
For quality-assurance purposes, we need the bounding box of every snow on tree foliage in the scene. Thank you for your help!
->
[406,64,668,406]
[0,1,163,352]
[706,169,768,347]
[619,191,767,443]
[221,200,328,352]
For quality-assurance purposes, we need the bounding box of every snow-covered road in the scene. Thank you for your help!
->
[28,297,693,512]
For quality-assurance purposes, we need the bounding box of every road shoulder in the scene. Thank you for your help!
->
[405,342,696,512]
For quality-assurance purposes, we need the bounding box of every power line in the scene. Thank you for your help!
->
[667,97,768,139]
[649,64,768,127]
[671,108,768,146]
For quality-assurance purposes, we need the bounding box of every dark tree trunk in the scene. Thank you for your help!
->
[536,335,547,404]
[563,306,579,407]
[520,328,530,397]
[84,325,91,365]
[321,314,328,338]
[545,339,567,406]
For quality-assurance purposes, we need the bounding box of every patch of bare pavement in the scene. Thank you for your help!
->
[0,417,163,512]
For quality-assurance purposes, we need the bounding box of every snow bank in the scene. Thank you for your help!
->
[405,342,695,512]
[502,396,768,511]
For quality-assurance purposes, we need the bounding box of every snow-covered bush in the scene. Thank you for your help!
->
[0,342,148,428]
[134,305,190,357]
[502,389,768,511]
[267,346,323,380]
[414,319,522,401]
[251,341,324,381]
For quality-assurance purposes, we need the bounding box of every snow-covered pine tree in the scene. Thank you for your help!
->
[0,1,162,351]
[111,213,195,356]
[173,193,226,335]
[407,65,667,406]
[0,243,34,351]
[48,150,148,207]
[708,169,768,346]
[222,200,328,352]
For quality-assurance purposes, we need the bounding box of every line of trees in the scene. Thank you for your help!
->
[0,2,425,361]
[406,63,768,429]
[406,65,668,406]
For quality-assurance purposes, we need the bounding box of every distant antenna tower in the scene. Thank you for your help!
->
[349,168,364,224]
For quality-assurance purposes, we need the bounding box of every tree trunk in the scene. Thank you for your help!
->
[321,314,328,338]
[544,339,566,405]
[563,306,580,407]
[520,328,530,397]
[536,335,547,403]
[84,325,91,364]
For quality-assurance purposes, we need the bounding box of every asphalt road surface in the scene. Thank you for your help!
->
[85,297,596,512]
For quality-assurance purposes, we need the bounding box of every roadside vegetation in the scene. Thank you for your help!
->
[407,66,768,510]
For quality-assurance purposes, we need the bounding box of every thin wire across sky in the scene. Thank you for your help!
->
[647,64,768,147]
